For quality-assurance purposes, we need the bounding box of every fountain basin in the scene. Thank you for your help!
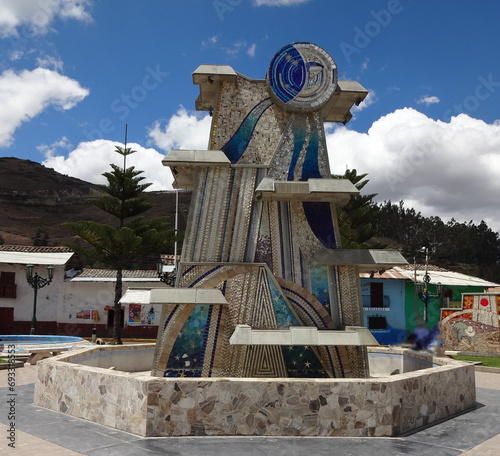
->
[0,335,84,345]
[0,335,88,355]
[33,344,476,437]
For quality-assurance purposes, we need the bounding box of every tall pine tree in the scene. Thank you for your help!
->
[64,143,177,344]
[333,169,383,249]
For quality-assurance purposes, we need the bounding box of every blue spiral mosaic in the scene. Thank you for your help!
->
[267,42,337,112]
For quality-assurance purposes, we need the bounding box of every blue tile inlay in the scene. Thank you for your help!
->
[221,98,272,164]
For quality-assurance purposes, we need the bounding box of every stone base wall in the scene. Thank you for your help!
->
[33,346,476,438]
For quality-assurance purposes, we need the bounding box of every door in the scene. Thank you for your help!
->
[0,307,14,334]
[106,308,124,337]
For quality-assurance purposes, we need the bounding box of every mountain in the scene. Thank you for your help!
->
[0,157,189,247]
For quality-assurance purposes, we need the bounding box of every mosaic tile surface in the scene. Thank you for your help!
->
[154,42,372,378]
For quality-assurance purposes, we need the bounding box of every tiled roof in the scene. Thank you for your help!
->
[359,269,408,280]
[76,269,158,279]
[0,245,73,253]
[360,266,499,288]
[364,263,500,287]
[396,263,449,272]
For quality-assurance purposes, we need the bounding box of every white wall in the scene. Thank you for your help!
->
[61,279,163,328]
[0,263,65,322]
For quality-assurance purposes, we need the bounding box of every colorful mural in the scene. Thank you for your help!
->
[441,294,500,353]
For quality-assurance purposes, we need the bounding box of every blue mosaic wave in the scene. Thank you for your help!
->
[287,123,306,180]
[221,98,272,164]
[301,128,320,180]
[303,202,336,249]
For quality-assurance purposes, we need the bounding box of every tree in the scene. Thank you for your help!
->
[33,225,50,246]
[64,145,178,344]
[333,169,384,249]
[375,200,500,282]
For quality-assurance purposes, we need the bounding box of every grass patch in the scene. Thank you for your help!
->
[453,355,500,368]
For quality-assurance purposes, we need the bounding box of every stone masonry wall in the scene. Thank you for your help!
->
[33,346,476,438]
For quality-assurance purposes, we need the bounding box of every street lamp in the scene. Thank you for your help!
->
[25,264,54,335]
[156,259,176,287]
[415,248,442,323]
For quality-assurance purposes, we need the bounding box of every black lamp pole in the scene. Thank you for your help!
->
[25,264,54,335]
[415,248,442,323]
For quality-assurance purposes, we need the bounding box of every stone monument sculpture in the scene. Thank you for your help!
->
[122,42,407,378]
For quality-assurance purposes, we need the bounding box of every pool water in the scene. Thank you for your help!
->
[0,335,84,345]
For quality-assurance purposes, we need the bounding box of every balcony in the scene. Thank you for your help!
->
[362,295,390,310]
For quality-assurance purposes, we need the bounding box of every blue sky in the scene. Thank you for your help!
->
[1,0,500,232]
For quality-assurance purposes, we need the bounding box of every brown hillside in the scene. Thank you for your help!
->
[0,157,189,246]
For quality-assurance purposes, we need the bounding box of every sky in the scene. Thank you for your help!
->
[1,0,500,233]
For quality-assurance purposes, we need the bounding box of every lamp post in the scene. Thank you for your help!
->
[25,264,54,335]
[415,248,442,323]
[156,259,176,286]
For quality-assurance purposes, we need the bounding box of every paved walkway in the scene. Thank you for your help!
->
[1,364,499,455]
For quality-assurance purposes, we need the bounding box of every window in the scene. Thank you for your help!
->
[370,283,384,308]
[362,282,390,309]
[368,315,387,330]
[0,272,16,298]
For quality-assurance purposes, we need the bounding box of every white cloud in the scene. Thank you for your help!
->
[247,43,257,58]
[203,38,257,59]
[221,40,247,58]
[42,139,173,191]
[148,106,212,152]
[9,50,23,61]
[417,95,440,106]
[326,108,500,232]
[36,54,64,71]
[37,135,73,155]
[0,67,89,148]
[252,0,311,6]
[351,90,377,113]
[387,86,400,94]
[202,35,218,48]
[41,108,212,192]
[0,0,92,37]
[361,57,369,71]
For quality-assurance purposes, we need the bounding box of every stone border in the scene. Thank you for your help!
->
[33,345,476,438]
[0,360,24,370]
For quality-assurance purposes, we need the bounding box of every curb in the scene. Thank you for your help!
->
[474,365,500,374]
[0,360,24,370]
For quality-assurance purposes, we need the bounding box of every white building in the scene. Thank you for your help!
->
[0,245,73,334]
[0,245,173,338]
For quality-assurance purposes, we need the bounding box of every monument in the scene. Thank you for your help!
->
[34,44,477,438]
[128,42,407,379]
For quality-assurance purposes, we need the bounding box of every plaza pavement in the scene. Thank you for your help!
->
[1,364,499,456]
